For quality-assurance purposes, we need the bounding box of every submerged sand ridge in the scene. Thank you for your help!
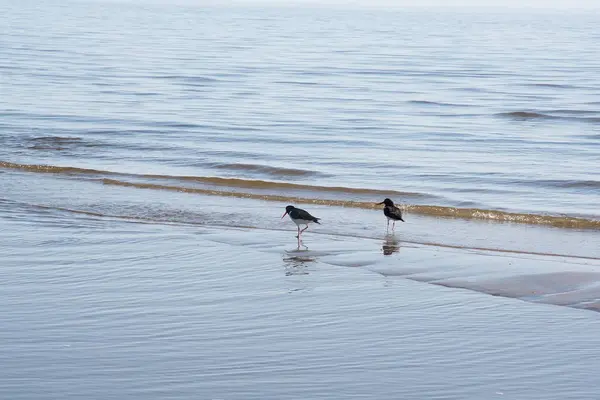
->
[202,227,600,313]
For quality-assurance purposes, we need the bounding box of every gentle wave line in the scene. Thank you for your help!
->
[497,111,600,123]
[101,178,600,230]
[5,198,598,261]
[0,160,109,175]
[0,160,420,197]
[3,160,599,230]
[210,162,327,178]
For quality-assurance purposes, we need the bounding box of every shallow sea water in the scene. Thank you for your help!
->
[1,1,599,222]
[2,1,600,398]
[2,210,600,399]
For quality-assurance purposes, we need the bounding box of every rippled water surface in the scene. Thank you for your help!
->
[2,1,599,222]
[2,1,600,399]
[3,205,600,400]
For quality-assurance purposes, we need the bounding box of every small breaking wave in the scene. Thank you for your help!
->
[0,160,424,198]
[498,111,556,120]
[210,163,328,178]
[0,160,110,176]
[539,179,600,190]
[25,136,106,151]
[2,160,599,230]
[497,111,600,123]
[524,83,579,89]
[407,100,470,107]
[100,179,600,230]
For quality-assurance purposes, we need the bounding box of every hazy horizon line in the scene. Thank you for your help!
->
[78,0,600,10]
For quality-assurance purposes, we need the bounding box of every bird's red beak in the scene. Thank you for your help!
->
[281,211,288,219]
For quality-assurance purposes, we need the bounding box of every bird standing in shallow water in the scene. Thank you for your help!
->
[281,205,320,246]
[377,198,404,232]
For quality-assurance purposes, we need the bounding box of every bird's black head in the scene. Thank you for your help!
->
[281,205,295,219]
[377,198,394,207]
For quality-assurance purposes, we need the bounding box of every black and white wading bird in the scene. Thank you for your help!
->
[281,205,320,245]
[377,198,404,232]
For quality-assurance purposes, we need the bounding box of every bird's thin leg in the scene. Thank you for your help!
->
[298,226,303,246]
[393,221,396,231]
[386,219,389,232]
[296,225,309,247]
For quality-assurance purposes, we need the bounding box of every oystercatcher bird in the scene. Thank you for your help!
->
[281,205,320,245]
[377,198,404,232]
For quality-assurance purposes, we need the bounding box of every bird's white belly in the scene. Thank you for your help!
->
[291,218,312,226]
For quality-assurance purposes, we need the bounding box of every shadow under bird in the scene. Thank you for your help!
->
[378,198,404,231]
[281,205,320,244]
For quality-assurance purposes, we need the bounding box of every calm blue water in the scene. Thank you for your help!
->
[1,1,599,220]
[2,2,600,399]
[2,203,600,400]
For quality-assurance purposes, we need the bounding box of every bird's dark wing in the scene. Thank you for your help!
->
[386,205,404,221]
[293,208,320,223]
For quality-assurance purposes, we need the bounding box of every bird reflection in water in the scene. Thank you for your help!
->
[382,234,400,256]
[283,253,315,276]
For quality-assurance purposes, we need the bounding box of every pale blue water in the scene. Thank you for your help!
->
[2,202,600,399]
[1,1,599,218]
[2,1,600,399]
